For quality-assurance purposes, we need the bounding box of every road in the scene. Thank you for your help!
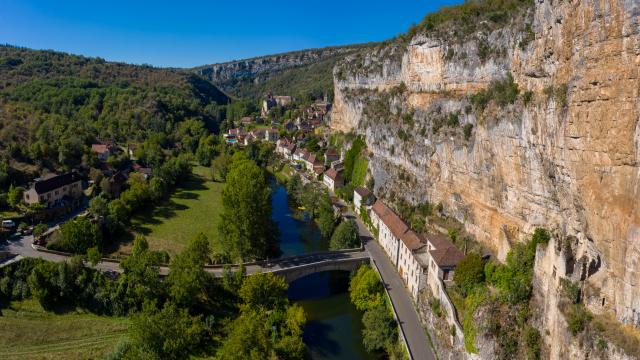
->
[0,232,369,278]
[344,211,436,360]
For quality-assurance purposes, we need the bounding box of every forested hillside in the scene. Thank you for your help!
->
[194,45,371,100]
[0,45,230,189]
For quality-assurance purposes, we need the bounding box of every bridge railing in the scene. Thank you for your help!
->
[32,241,365,269]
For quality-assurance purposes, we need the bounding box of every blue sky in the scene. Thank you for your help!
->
[1,0,459,68]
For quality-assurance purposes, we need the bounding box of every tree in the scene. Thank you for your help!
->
[7,184,24,208]
[86,246,102,266]
[210,152,231,182]
[119,235,164,310]
[217,304,306,360]
[362,305,398,352]
[167,233,211,307]
[32,223,48,238]
[286,173,302,197]
[453,253,485,296]
[57,217,102,254]
[127,302,204,360]
[317,194,336,239]
[329,219,360,250]
[239,272,288,311]
[349,265,384,311]
[88,195,109,219]
[218,159,277,261]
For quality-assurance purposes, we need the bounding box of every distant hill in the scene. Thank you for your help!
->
[193,45,372,100]
[0,45,230,187]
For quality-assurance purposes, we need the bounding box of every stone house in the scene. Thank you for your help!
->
[23,172,83,208]
[353,187,374,214]
[398,230,428,300]
[324,147,340,165]
[371,200,409,267]
[323,168,343,191]
[91,144,117,161]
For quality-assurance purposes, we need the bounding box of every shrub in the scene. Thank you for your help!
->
[470,74,519,111]
[560,278,580,304]
[523,325,541,360]
[429,297,443,317]
[454,253,486,296]
[463,123,474,140]
[565,303,592,335]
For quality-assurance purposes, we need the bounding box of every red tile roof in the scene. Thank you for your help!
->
[425,233,454,250]
[429,246,464,268]
[372,200,409,239]
[324,168,341,181]
[354,186,372,198]
[91,144,112,154]
[400,230,426,251]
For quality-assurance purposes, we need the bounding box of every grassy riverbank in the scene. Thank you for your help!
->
[113,165,224,256]
[0,299,129,360]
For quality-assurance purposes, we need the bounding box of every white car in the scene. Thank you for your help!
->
[1,220,16,229]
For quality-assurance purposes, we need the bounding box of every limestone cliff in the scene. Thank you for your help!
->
[331,0,639,357]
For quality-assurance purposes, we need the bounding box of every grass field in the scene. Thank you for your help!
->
[114,165,224,256]
[0,299,128,360]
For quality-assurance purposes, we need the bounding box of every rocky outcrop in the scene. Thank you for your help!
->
[331,0,640,357]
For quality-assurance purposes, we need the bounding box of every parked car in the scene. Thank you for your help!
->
[1,220,16,229]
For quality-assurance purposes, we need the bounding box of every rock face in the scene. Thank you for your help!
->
[331,0,640,355]
[193,46,359,89]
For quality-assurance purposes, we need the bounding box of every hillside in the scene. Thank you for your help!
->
[193,45,369,100]
[331,0,640,359]
[0,45,230,189]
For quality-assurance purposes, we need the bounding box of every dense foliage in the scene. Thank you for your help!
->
[217,156,278,261]
[404,0,533,43]
[0,45,229,192]
[329,219,360,250]
[349,265,402,357]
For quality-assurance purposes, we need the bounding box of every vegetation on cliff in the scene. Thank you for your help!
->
[403,0,534,43]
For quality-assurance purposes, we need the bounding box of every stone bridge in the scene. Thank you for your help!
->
[203,249,371,283]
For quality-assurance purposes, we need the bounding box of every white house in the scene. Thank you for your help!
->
[398,230,428,300]
[353,187,374,214]
[23,172,83,208]
[371,200,409,266]
[323,168,343,191]
[423,233,464,296]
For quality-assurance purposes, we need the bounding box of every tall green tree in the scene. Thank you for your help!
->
[349,265,384,311]
[239,272,288,311]
[119,235,164,310]
[57,217,102,254]
[329,219,360,250]
[218,159,277,261]
[167,233,211,308]
[127,302,204,360]
[317,194,336,239]
[362,305,398,352]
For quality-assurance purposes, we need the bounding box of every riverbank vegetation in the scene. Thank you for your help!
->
[0,238,306,359]
[349,265,407,359]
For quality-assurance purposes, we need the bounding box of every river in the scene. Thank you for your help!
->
[271,183,372,359]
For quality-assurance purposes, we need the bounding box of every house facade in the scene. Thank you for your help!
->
[398,230,427,300]
[323,168,343,191]
[23,172,83,208]
[371,200,409,266]
[353,187,374,214]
